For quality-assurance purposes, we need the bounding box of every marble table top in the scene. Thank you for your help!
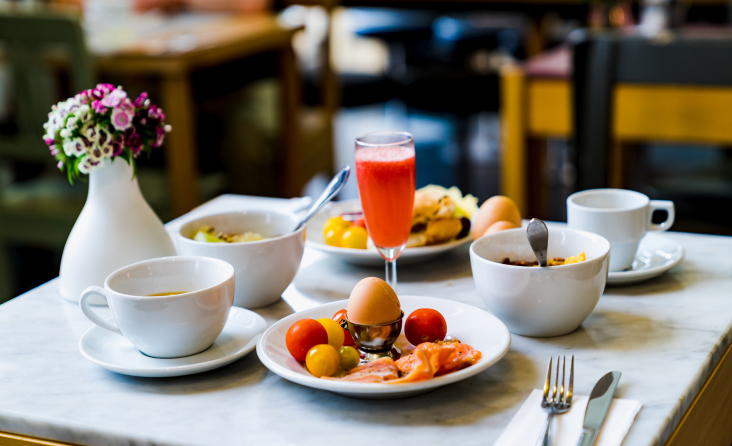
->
[2,195,732,446]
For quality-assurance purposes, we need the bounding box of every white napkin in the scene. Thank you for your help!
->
[494,389,641,446]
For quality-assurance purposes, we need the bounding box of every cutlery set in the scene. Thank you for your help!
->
[536,356,621,446]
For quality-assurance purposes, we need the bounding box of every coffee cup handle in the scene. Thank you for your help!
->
[79,286,122,334]
[648,200,675,232]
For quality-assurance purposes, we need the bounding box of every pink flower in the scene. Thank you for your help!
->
[100,89,127,107]
[112,142,125,156]
[111,106,134,131]
[151,126,166,147]
[92,100,107,115]
[127,132,143,155]
[148,105,165,121]
[44,137,55,146]
[133,92,149,108]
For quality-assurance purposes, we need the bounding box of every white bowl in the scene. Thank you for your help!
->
[306,199,472,266]
[469,227,610,337]
[176,211,305,308]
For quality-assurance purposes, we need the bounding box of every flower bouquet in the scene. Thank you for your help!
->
[46,84,177,304]
[43,83,171,182]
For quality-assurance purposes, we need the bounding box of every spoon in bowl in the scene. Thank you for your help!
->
[293,166,351,232]
[527,218,549,267]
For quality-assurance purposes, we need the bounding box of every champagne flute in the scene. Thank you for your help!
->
[355,132,416,290]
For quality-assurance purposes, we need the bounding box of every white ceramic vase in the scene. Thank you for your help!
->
[59,158,176,304]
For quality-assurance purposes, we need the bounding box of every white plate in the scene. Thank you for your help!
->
[607,233,684,285]
[256,295,511,399]
[306,199,472,266]
[79,307,267,377]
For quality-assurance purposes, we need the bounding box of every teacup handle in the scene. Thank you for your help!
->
[80,286,122,334]
[648,200,675,232]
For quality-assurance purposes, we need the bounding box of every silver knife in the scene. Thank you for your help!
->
[577,371,622,446]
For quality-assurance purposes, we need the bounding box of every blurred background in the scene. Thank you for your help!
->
[1,0,732,301]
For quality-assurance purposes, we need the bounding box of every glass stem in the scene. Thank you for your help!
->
[385,259,397,291]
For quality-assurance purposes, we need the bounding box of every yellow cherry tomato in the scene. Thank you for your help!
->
[341,226,368,249]
[323,216,349,232]
[338,346,360,370]
[305,344,340,378]
[324,226,346,247]
[316,318,345,348]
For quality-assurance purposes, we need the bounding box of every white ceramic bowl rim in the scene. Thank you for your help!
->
[104,255,235,299]
[177,210,304,246]
[567,188,650,213]
[469,227,611,271]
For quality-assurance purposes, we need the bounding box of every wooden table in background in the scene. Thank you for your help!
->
[94,14,303,217]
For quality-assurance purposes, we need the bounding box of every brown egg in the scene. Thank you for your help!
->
[485,220,520,235]
[473,196,522,240]
[347,277,401,325]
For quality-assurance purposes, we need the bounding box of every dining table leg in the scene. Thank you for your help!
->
[160,72,199,218]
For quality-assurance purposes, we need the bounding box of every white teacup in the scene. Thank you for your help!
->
[79,256,235,358]
[567,189,674,272]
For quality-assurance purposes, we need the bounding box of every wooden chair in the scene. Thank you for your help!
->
[572,30,732,191]
[500,31,732,219]
[0,12,94,303]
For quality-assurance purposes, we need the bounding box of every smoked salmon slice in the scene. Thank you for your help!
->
[391,342,481,384]
[323,357,399,382]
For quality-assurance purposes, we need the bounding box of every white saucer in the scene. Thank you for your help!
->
[306,199,472,267]
[607,233,684,285]
[257,295,511,399]
[79,307,267,377]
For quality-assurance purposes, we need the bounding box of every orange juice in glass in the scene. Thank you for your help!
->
[355,132,416,290]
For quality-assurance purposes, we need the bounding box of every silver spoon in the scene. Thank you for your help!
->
[293,166,351,232]
[527,218,549,267]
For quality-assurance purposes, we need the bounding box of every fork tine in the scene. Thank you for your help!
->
[542,357,553,402]
[557,356,566,404]
[567,355,574,405]
[552,356,559,403]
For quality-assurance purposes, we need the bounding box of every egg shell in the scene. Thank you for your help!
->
[485,220,520,236]
[473,196,522,240]
[347,277,401,325]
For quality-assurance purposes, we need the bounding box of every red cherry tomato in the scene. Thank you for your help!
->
[351,219,366,229]
[286,319,329,362]
[404,309,447,346]
[332,309,356,346]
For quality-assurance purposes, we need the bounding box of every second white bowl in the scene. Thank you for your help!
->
[176,211,305,308]
[470,227,610,337]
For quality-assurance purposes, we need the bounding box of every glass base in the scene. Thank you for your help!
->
[376,244,406,262]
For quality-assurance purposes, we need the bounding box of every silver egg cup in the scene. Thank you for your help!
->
[341,312,404,362]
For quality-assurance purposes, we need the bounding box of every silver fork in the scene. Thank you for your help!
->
[536,355,574,446]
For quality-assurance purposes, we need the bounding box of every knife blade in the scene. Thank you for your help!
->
[577,371,622,446]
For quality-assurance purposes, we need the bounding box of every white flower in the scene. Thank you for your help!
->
[83,123,100,144]
[60,128,72,139]
[76,104,92,123]
[66,116,78,130]
[88,145,104,161]
[97,128,114,158]
[63,138,86,157]
[78,157,92,174]
[79,156,105,174]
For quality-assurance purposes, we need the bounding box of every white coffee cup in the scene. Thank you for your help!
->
[79,256,235,358]
[567,189,674,272]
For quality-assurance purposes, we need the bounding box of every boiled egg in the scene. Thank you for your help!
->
[346,277,401,325]
[473,196,522,240]
[485,220,520,235]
